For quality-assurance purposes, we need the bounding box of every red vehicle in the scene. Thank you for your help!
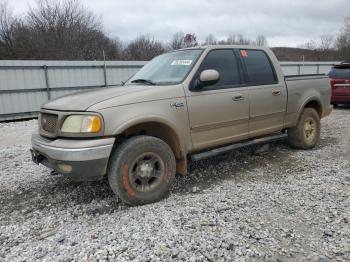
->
[329,62,350,107]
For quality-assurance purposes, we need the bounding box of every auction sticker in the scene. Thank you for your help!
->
[171,60,193,66]
[240,50,248,57]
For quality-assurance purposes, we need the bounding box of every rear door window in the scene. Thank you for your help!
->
[240,50,277,85]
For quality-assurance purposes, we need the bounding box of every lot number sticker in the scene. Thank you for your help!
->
[171,60,193,66]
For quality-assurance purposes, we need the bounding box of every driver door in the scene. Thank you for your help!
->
[185,49,250,150]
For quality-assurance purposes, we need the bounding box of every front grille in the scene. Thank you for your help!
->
[41,113,58,134]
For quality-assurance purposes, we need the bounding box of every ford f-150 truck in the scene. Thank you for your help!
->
[31,45,332,205]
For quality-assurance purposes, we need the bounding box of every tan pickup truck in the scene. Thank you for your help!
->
[31,45,332,205]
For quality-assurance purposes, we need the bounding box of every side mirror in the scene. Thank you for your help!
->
[192,69,220,90]
[191,69,220,91]
[200,69,220,84]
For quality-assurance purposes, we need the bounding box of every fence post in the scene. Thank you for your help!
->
[316,64,320,74]
[297,64,301,75]
[103,50,108,87]
[103,64,108,87]
[43,65,51,100]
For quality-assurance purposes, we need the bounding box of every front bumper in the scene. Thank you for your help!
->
[31,134,115,181]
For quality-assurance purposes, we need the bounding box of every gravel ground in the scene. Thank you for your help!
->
[0,108,350,261]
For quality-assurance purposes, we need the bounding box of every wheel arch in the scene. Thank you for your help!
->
[296,97,322,122]
[112,117,188,175]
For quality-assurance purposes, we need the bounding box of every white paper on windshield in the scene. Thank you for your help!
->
[171,60,193,66]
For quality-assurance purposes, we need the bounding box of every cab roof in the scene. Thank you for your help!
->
[178,45,267,51]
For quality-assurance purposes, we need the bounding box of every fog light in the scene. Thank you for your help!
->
[57,164,72,173]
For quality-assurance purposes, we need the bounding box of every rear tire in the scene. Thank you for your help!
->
[333,103,338,108]
[288,108,320,149]
[107,135,176,206]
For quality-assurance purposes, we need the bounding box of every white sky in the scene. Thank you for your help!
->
[7,0,350,47]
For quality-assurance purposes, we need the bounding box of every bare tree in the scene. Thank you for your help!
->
[170,32,185,50]
[236,34,251,45]
[319,35,334,51]
[225,34,237,44]
[336,16,350,59]
[0,1,16,58]
[204,34,217,45]
[255,35,268,46]
[5,0,122,60]
[336,34,349,50]
[125,35,165,60]
[300,40,317,50]
[183,33,198,47]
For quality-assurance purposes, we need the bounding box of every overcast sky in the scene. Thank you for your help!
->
[9,0,350,47]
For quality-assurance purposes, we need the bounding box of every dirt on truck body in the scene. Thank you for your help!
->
[31,45,332,205]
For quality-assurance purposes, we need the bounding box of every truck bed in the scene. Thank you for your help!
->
[284,73,331,126]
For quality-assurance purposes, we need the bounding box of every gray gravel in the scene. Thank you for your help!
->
[1,108,350,261]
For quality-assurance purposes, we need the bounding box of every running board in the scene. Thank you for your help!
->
[190,133,288,162]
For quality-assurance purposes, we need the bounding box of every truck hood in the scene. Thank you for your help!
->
[42,85,160,111]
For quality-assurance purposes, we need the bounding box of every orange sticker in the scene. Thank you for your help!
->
[240,50,248,57]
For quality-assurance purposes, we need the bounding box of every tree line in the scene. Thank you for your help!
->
[0,0,349,61]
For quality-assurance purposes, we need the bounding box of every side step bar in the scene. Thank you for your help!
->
[190,133,288,161]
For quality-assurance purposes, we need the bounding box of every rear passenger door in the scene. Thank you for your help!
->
[238,49,287,137]
[186,49,250,150]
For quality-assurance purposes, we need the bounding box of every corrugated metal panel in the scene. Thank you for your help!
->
[0,60,146,121]
[0,60,337,121]
[279,62,336,75]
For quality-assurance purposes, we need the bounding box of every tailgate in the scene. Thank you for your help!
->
[331,79,350,96]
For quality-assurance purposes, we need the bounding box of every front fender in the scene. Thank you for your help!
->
[113,114,181,138]
[99,99,193,154]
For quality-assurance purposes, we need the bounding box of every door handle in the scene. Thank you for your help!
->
[232,95,244,101]
[272,90,281,96]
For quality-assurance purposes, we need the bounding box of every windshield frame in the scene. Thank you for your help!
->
[126,48,205,86]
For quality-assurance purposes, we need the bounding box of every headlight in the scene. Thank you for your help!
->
[61,115,102,133]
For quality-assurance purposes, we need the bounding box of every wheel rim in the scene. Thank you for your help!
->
[128,152,165,193]
[303,117,317,142]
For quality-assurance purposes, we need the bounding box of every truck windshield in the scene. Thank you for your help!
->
[127,49,203,85]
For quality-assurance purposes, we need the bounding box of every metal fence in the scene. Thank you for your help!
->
[0,60,146,121]
[0,60,338,121]
[279,61,337,76]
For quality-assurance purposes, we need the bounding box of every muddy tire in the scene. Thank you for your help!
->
[288,108,320,149]
[107,135,176,206]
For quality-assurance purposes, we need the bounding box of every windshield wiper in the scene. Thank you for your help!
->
[131,79,156,85]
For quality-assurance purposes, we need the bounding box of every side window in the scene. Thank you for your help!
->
[197,49,241,90]
[241,50,277,85]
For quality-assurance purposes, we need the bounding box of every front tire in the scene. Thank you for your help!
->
[288,108,320,149]
[107,136,176,206]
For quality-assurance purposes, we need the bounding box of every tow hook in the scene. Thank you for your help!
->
[30,149,45,165]
[50,170,60,176]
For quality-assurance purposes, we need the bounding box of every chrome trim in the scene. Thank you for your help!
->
[31,134,115,162]
[334,83,350,87]
[39,109,105,139]
[33,141,112,152]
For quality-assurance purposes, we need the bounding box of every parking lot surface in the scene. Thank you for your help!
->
[0,109,349,261]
